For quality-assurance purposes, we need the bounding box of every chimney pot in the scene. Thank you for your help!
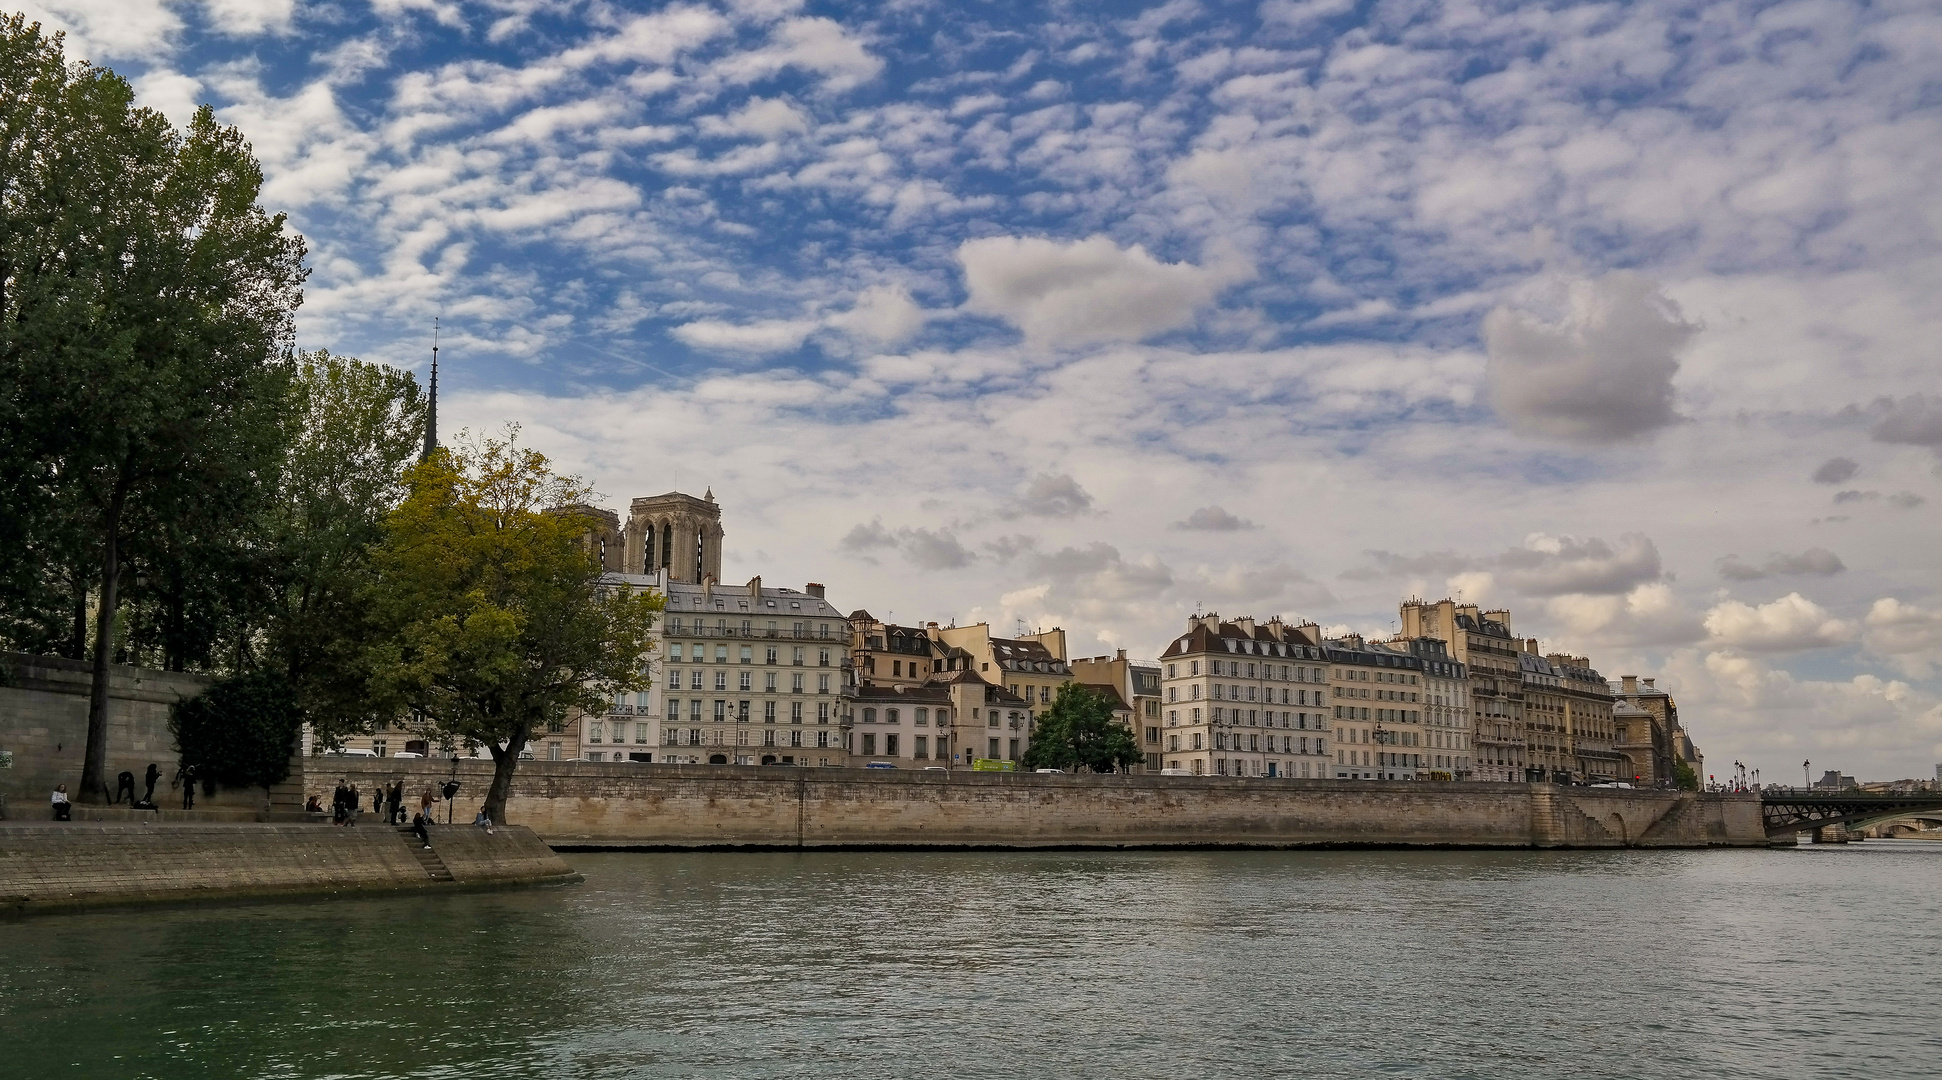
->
[804,583,824,598]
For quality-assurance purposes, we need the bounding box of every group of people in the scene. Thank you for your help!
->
[322,778,428,828]
[312,779,479,848]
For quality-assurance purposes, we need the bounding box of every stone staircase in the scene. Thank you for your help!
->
[400,827,454,881]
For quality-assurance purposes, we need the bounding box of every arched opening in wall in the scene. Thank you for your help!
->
[643,523,655,572]
[708,754,728,765]
[760,755,777,765]
[1607,813,1629,846]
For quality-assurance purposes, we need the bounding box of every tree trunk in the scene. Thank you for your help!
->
[80,484,127,803]
[482,726,529,825]
[68,573,87,661]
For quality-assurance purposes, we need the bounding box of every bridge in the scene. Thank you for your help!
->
[1760,790,1942,838]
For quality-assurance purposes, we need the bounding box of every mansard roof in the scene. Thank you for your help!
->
[989,638,1070,674]
[1159,621,1326,661]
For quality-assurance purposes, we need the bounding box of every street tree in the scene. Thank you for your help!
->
[362,429,660,824]
[0,18,306,800]
[1022,684,1145,773]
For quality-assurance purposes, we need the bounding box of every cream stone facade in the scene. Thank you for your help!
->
[1400,598,1527,782]
[1325,636,1431,780]
[623,490,723,584]
[653,576,850,766]
[1381,636,1472,779]
[1070,650,1164,770]
[1157,615,1332,778]
[1548,652,1623,782]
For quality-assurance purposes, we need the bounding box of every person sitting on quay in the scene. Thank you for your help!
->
[472,807,494,835]
[305,793,323,815]
[411,806,432,849]
[51,783,70,821]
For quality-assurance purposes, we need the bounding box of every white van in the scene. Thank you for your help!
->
[328,747,378,758]
[1159,768,1193,776]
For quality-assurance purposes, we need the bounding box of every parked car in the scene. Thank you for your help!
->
[1034,768,1064,774]
[327,747,377,757]
[1159,768,1193,776]
[864,760,897,769]
[922,766,948,772]
[391,751,423,758]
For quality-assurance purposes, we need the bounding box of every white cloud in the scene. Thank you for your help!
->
[1864,598,1942,679]
[711,16,883,92]
[1483,272,1697,444]
[1704,593,1858,653]
[826,285,928,345]
[672,317,818,354]
[1008,473,1094,518]
[699,96,810,138]
[957,235,1250,345]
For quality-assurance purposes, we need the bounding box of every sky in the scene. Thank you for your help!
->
[24,0,1942,782]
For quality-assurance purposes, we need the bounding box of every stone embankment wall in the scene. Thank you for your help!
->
[0,823,577,916]
[315,759,1769,849]
[0,652,220,809]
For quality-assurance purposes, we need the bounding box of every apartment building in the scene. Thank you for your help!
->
[1612,675,1703,787]
[1378,636,1471,780]
[1327,636,1429,780]
[1157,615,1333,778]
[1070,650,1164,770]
[1547,652,1623,782]
[849,612,966,686]
[654,575,849,766]
[1400,598,1527,782]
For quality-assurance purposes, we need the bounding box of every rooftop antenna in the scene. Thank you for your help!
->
[420,317,440,464]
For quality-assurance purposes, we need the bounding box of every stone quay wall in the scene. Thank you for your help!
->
[0,822,578,916]
[313,758,1770,849]
[0,652,229,811]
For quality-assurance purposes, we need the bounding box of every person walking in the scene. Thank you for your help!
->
[51,784,70,821]
[419,788,434,823]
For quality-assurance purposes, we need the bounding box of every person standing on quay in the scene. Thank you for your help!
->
[177,764,196,810]
[332,779,349,825]
[346,783,360,826]
[391,780,406,824]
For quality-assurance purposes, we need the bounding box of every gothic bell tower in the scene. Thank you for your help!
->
[624,489,723,583]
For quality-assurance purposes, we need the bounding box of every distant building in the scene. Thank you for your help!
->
[650,575,849,766]
[1611,676,1702,787]
[623,490,723,584]
[1071,650,1164,770]
[1400,599,1527,783]
[1381,636,1471,779]
[1327,634,1429,780]
[1546,652,1622,783]
[1156,615,1333,778]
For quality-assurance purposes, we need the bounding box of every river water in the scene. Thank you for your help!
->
[3,843,1938,1079]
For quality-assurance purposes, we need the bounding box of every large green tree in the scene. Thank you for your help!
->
[265,350,425,731]
[362,429,659,824]
[1022,684,1145,773]
[0,18,306,800]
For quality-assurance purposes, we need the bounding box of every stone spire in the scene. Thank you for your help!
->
[420,319,439,464]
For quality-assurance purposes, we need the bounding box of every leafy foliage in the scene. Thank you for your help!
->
[169,670,303,792]
[361,428,661,822]
[0,17,306,799]
[1673,759,1700,792]
[1022,683,1144,773]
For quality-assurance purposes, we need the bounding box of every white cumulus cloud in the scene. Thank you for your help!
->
[1704,593,1858,653]
[957,235,1250,346]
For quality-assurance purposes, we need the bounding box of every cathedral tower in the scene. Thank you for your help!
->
[624,489,723,583]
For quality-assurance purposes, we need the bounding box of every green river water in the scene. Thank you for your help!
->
[3,842,1938,1079]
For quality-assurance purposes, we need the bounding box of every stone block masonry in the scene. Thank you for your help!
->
[313,758,1770,849]
[0,823,578,916]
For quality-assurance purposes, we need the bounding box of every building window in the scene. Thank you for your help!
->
[887,734,900,756]
[714,671,727,691]
[764,701,777,723]
[863,708,877,723]
[915,735,928,758]
[589,722,604,744]
[817,702,829,724]
[915,708,928,726]
[862,733,876,755]
[887,708,900,725]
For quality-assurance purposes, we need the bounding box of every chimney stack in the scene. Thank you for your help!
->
[805,583,824,598]
[1622,675,1638,695]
